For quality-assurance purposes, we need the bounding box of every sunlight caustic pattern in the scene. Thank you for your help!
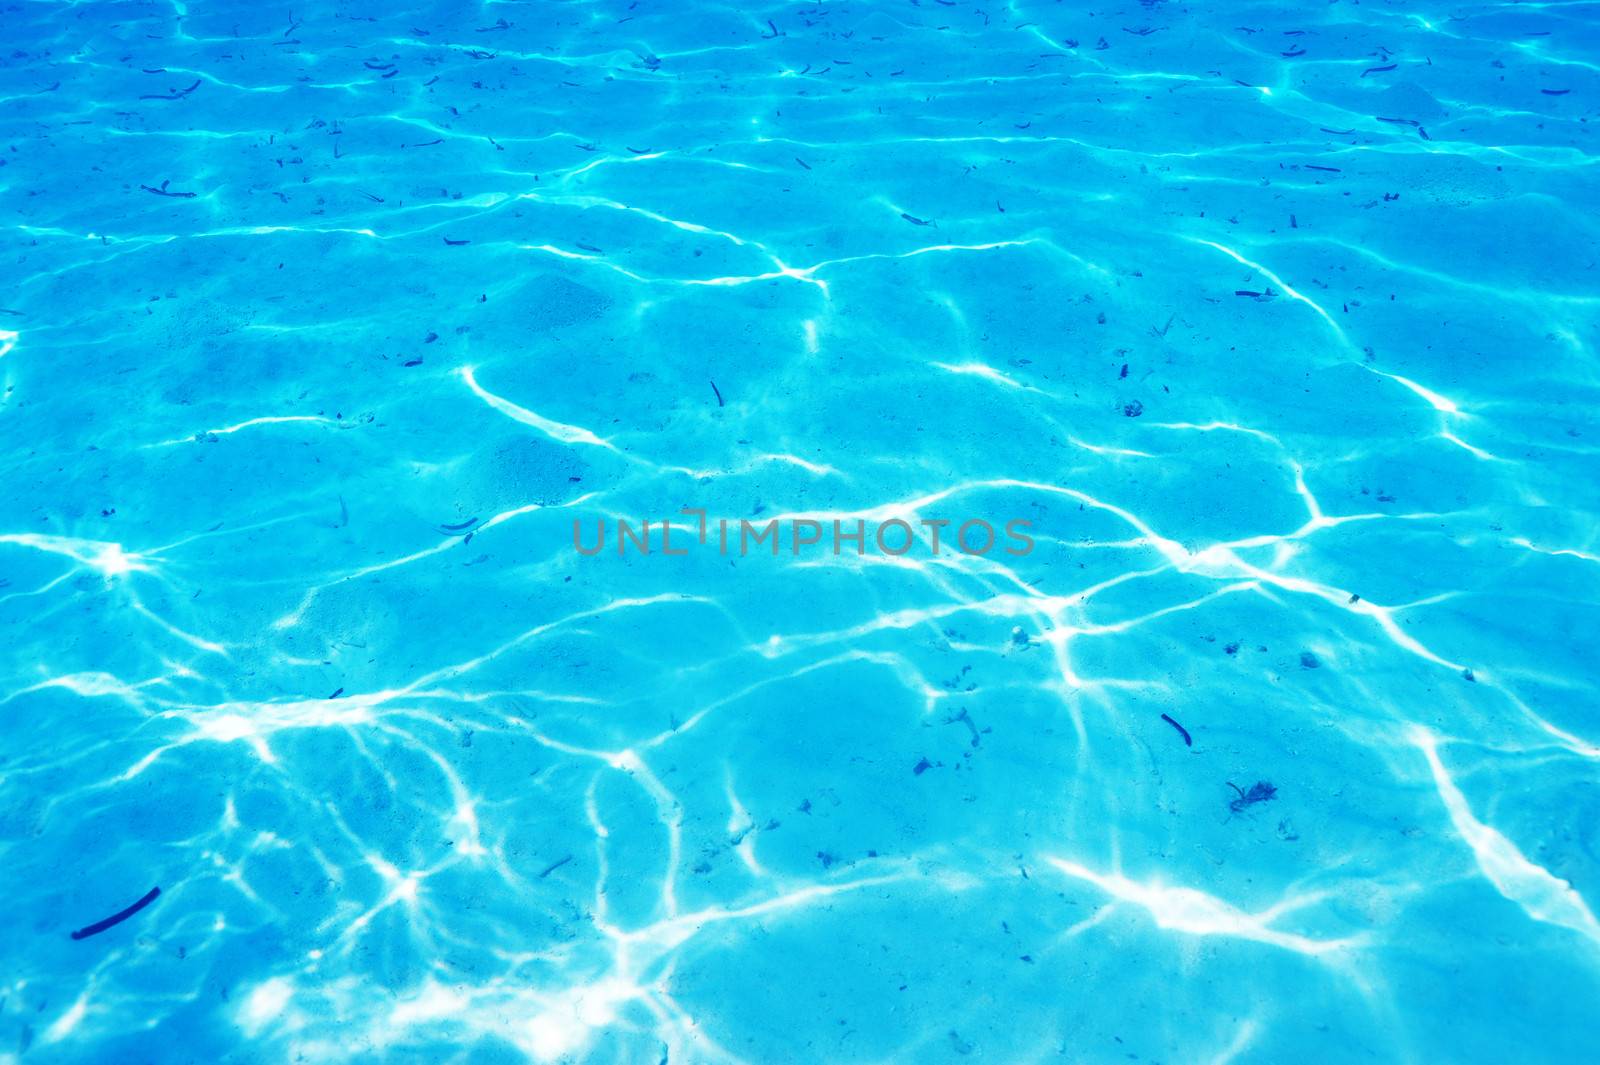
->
[1,1,1597,1063]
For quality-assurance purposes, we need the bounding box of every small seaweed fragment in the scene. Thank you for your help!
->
[1361,63,1397,77]
[900,212,936,227]
[944,707,981,747]
[1160,713,1192,747]
[538,855,573,878]
[140,180,196,198]
[140,79,200,100]
[1227,781,1276,813]
[709,379,724,407]
[438,517,479,533]
[70,887,160,940]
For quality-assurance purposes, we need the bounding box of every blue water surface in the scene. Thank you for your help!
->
[2,1,1599,1062]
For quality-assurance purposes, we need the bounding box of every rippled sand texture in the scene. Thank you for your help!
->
[2,1,1598,1062]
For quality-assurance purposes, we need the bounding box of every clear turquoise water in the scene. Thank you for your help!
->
[3,2,1599,1062]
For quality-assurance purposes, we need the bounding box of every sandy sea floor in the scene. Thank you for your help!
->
[1,1,1598,1062]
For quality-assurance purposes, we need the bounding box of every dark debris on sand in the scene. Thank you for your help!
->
[1227,780,1277,814]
